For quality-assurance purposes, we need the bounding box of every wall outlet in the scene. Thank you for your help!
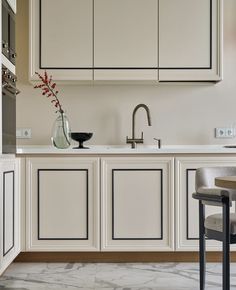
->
[225,127,234,138]
[22,128,32,138]
[16,128,32,139]
[215,127,234,139]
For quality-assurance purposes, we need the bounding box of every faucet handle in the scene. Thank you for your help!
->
[141,131,144,139]
[154,138,161,149]
[126,136,137,148]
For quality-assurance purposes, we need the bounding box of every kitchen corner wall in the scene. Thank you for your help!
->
[16,0,236,146]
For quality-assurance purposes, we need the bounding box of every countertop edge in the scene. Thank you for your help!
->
[15,145,236,155]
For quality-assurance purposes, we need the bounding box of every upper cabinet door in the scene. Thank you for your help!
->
[158,0,222,82]
[29,0,222,82]
[30,0,93,81]
[94,0,158,80]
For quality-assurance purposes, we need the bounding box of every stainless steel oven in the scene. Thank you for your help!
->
[2,65,19,154]
[2,0,18,154]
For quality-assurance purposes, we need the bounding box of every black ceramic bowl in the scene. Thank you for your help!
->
[70,132,93,149]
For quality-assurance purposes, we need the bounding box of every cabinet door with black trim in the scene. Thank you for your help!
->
[101,157,174,251]
[0,158,20,276]
[26,157,100,251]
[158,0,222,81]
[176,157,236,251]
[29,0,93,81]
[94,0,158,80]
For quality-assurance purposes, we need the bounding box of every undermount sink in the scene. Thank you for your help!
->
[105,145,130,149]
[224,145,236,148]
[105,145,157,150]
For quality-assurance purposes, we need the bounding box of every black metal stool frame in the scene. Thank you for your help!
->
[192,192,236,290]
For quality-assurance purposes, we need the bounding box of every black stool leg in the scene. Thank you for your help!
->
[223,200,230,290]
[199,200,206,290]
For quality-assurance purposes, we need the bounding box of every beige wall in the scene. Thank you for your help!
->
[16,0,236,146]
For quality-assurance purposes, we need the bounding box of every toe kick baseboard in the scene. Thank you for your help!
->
[14,252,236,263]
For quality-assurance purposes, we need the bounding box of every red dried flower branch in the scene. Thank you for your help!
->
[33,71,70,147]
[34,71,63,113]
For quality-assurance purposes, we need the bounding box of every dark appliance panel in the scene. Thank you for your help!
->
[9,11,16,64]
[2,0,9,59]
[2,66,19,154]
[2,0,16,65]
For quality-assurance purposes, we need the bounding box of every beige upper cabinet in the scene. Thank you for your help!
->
[30,0,93,81]
[94,0,158,80]
[29,0,222,82]
[158,0,222,81]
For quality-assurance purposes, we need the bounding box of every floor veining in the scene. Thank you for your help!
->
[0,262,236,290]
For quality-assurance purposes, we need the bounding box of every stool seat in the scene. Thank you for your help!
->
[205,213,236,234]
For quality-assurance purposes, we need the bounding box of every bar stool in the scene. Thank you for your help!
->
[192,167,236,290]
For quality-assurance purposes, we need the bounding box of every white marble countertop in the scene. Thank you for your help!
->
[16,145,236,155]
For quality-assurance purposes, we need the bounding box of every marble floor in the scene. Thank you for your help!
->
[0,262,236,290]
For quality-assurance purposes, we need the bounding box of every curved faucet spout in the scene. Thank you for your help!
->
[126,103,152,148]
[132,104,152,139]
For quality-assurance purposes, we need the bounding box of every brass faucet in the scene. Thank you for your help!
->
[126,104,152,148]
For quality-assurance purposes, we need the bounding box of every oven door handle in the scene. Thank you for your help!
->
[2,81,20,95]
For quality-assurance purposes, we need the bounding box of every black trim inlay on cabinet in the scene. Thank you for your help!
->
[39,0,93,70]
[37,169,89,241]
[186,168,198,241]
[3,170,15,257]
[39,0,213,70]
[112,169,163,240]
[158,0,212,70]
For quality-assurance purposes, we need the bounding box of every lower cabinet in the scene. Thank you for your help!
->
[26,157,100,251]
[26,156,174,252]
[176,157,236,251]
[24,155,236,253]
[101,157,174,251]
[0,158,20,275]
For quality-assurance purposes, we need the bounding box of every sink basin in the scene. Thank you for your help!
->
[106,145,131,149]
[105,145,157,150]
[224,145,236,148]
